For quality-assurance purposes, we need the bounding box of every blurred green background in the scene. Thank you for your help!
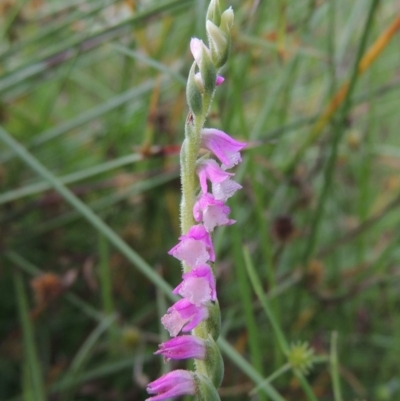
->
[1,0,400,400]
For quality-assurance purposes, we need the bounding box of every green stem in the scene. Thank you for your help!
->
[293,371,319,401]
[179,92,214,267]
[243,248,289,354]
[13,272,46,401]
[243,248,319,401]
[98,235,118,350]
[180,129,201,237]
[330,332,343,401]
[250,363,291,396]
[218,338,286,401]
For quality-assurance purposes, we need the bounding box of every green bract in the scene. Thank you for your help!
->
[206,0,222,26]
[187,62,204,116]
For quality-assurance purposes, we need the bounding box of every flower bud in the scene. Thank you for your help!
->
[198,41,217,95]
[187,62,203,116]
[195,300,221,340]
[190,38,204,66]
[206,20,230,68]
[220,7,234,34]
[194,72,205,93]
[216,75,225,86]
[195,335,224,387]
[190,38,217,96]
[206,0,221,26]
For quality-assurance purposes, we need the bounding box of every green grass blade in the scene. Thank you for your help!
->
[230,218,265,393]
[0,0,192,95]
[112,44,186,86]
[300,0,381,266]
[0,153,143,204]
[218,337,287,401]
[0,124,174,299]
[330,332,343,401]
[0,80,155,163]
[13,271,46,401]
[242,248,289,355]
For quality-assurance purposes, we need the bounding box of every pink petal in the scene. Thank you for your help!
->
[178,276,211,305]
[212,178,242,201]
[155,335,206,360]
[161,309,188,337]
[197,159,233,194]
[182,304,209,331]
[169,225,215,265]
[216,75,225,86]
[146,370,196,401]
[193,192,235,232]
[201,128,247,169]
[190,38,203,65]
[176,299,208,329]
[168,238,210,266]
[173,264,217,303]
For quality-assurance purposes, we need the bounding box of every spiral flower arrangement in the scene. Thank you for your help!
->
[146,1,246,400]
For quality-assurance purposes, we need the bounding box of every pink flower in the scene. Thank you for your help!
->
[168,224,215,266]
[216,75,225,86]
[212,178,242,202]
[193,193,235,232]
[155,335,206,361]
[161,298,209,336]
[173,264,217,304]
[197,159,233,194]
[201,128,247,169]
[146,369,196,401]
[160,308,188,337]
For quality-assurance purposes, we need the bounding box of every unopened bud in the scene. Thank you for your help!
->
[187,62,203,115]
[195,300,221,340]
[195,72,205,93]
[190,38,204,66]
[198,41,217,95]
[206,20,229,68]
[195,335,224,387]
[206,0,221,26]
[190,38,216,96]
[220,7,234,34]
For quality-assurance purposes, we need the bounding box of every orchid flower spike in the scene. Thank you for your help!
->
[149,2,242,400]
